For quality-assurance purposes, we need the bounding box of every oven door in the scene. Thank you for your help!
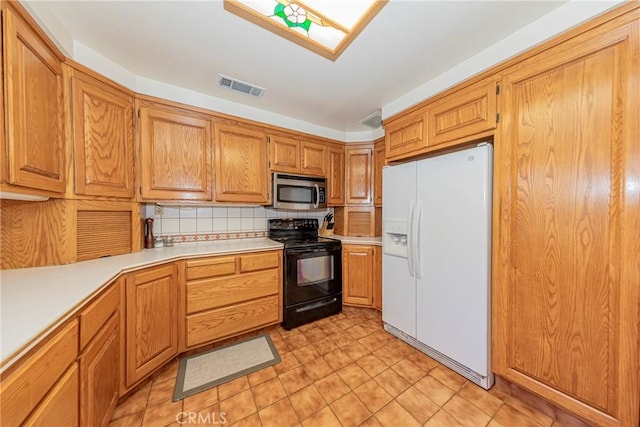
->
[284,245,342,306]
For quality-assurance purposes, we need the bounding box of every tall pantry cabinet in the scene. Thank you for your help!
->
[492,9,639,427]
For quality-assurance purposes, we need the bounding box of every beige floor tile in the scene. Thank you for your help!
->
[330,333,354,348]
[358,334,387,352]
[373,345,404,366]
[301,406,342,427]
[374,401,420,427]
[153,360,179,384]
[488,377,512,401]
[219,389,257,426]
[182,387,218,413]
[329,392,371,427]
[148,378,178,406]
[414,375,455,406]
[429,366,467,391]
[457,382,503,417]
[424,409,463,427]
[259,398,299,427]
[359,416,385,427]
[293,344,321,364]
[279,366,314,395]
[274,352,301,375]
[443,395,492,426]
[218,376,250,401]
[342,341,370,360]
[395,386,439,424]
[230,412,262,427]
[487,420,507,427]
[181,403,224,427]
[405,351,439,372]
[390,359,426,384]
[506,394,554,427]
[353,379,393,413]
[315,372,351,403]
[356,354,388,377]
[251,377,287,409]
[493,403,544,427]
[112,382,152,420]
[336,363,371,390]
[302,327,327,343]
[141,399,183,427]
[108,410,143,427]
[373,368,411,397]
[289,384,327,420]
[273,339,290,354]
[302,357,334,382]
[247,366,277,387]
[284,332,310,348]
[346,325,371,340]
[324,348,353,371]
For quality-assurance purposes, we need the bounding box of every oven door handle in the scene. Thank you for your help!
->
[313,184,320,209]
[295,297,338,313]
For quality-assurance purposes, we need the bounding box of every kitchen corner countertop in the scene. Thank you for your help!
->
[0,238,283,368]
[329,235,382,245]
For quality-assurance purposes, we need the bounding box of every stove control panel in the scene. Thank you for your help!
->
[268,218,319,230]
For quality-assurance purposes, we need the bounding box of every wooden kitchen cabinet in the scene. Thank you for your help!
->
[1,2,66,195]
[372,246,382,311]
[345,145,373,205]
[493,12,639,427]
[23,363,79,427]
[327,146,345,205]
[214,124,269,204]
[270,135,300,173]
[124,263,178,388]
[300,141,327,176]
[342,244,374,306]
[426,79,497,147]
[139,100,213,201]
[373,139,385,207]
[184,251,282,347]
[70,65,135,199]
[384,108,427,161]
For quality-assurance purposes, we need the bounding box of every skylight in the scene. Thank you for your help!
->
[224,0,387,61]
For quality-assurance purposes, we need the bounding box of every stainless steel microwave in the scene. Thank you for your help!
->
[272,173,327,210]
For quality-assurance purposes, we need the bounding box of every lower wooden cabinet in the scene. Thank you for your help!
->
[373,246,382,311]
[124,264,178,387]
[343,244,374,306]
[23,363,79,427]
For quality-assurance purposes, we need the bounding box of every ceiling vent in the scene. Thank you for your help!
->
[360,110,382,129]
[218,74,265,98]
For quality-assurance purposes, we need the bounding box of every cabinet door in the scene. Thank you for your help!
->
[214,124,269,204]
[372,246,382,311]
[426,80,497,146]
[494,17,639,427]
[2,6,65,193]
[345,147,373,205]
[270,136,300,173]
[300,141,327,177]
[80,314,119,427]
[72,71,135,198]
[373,141,385,207]
[125,264,178,387]
[384,110,427,161]
[343,245,373,306]
[23,363,79,427]
[327,147,345,205]
[139,104,212,201]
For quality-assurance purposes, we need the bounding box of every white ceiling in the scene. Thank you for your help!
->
[29,1,572,134]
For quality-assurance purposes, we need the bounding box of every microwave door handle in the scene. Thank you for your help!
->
[313,184,320,208]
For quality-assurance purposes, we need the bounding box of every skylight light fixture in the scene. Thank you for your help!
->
[223,0,387,61]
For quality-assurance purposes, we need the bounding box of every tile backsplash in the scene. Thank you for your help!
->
[142,204,333,243]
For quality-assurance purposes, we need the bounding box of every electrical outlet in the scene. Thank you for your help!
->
[154,205,164,216]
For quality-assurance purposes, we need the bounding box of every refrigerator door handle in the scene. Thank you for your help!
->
[407,201,415,277]
[413,200,423,279]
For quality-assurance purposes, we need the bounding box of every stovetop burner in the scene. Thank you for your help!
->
[267,218,340,249]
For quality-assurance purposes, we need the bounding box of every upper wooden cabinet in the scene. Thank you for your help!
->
[493,13,639,427]
[426,79,498,147]
[343,244,374,306]
[2,3,66,194]
[214,124,269,204]
[345,146,373,205]
[270,135,300,173]
[300,141,327,176]
[384,109,427,161]
[327,146,345,205]
[269,137,327,177]
[124,264,178,388]
[71,67,135,199]
[373,140,384,207]
[139,101,213,201]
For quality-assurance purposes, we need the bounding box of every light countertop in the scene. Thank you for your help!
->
[0,238,283,368]
[329,235,382,245]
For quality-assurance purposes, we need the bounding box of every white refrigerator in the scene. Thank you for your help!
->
[382,143,494,389]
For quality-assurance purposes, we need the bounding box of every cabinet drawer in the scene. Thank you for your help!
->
[186,296,280,347]
[79,281,119,349]
[0,320,78,426]
[23,363,79,427]
[187,269,280,314]
[186,256,236,280]
[239,251,280,273]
